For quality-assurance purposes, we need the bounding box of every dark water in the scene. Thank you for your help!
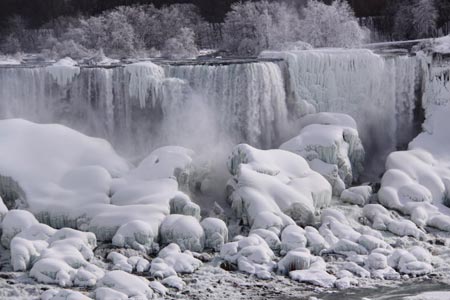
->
[316,281,450,300]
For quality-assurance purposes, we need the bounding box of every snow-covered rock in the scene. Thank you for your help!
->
[111,220,158,253]
[227,144,331,229]
[280,113,365,195]
[41,289,92,300]
[280,225,307,255]
[153,243,202,275]
[340,186,372,206]
[378,104,450,232]
[1,209,39,248]
[277,248,311,275]
[159,214,205,252]
[96,270,153,300]
[220,234,275,278]
[201,217,228,251]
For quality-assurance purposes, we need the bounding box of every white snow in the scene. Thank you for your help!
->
[220,234,276,278]
[96,270,153,300]
[227,144,331,229]
[159,214,205,252]
[201,217,228,251]
[280,113,365,195]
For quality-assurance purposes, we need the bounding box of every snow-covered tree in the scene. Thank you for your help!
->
[299,0,367,48]
[222,1,300,56]
[412,0,438,38]
[162,27,199,59]
[392,0,438,40]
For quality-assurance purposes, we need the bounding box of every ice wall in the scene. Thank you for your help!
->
[262,49,420,179]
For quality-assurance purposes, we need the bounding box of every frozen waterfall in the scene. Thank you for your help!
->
[262,49,420,178]
[0,50,433,178]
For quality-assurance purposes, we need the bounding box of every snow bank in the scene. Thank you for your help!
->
[0,119,128,223]
[227,144,331,229]
[280,113,365,195]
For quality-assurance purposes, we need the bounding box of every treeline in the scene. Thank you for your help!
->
[0,0,448,59]
[0,0,367,59]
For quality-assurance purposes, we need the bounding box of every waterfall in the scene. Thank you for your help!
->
[261,49,419,178]
[0,61,288,157]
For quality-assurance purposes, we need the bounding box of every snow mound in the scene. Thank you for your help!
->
[41,289,92,300]
[152,243,202,276]
[289,258,336,288]
[227,144,331,229]
[0,119,128,224]
[159,214,205,252]
[96,270,153,300]
[106,252,150,273]
[220,234,276,279]
[201,217,228,251]
[340,186,372,206]
[1,209,39,248]
[379,104,450,232]
[280,113,365,195]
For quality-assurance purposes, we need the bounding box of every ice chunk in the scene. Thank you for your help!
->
[280,225,307,255]
[277,248,311,275]
[227,144,331,229]
[1,210,39,248]
[97,270,153,299]
[366,253,388,270]
[340,186,372,206]
[290,269,336,288]
[155,243,202,274]
[159,214,205,252]
[111,220,157,253]
[220,234,275,276]
[250,229,281,252]
[280,113,365,194]
[161,275,185,290]
[41,289,92,300]
[201,217,228,251]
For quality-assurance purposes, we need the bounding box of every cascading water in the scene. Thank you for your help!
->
[164,62,288,149]
[0,60,289,158]
[0,49,435,180]
[261,49,419,179]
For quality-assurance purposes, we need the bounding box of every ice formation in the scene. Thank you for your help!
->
[226,144,332,228]
[45,58,80,87]
[379,103,450,231]
[280,112,365,195]
[0,46,449,298]
[262,49,419,177]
